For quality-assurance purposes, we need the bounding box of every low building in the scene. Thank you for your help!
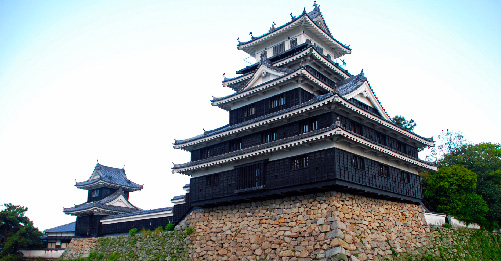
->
[42,222,75,249]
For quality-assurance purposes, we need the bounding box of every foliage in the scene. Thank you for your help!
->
[128,228,137,236]
[392,115,416,132]
[422,165,488,225]
[184,227,194,236]
[165,222,174,231]
[426,129,466,162]
[439,143,501,229]
[77,228,192,260]
[398,227,501,260]
[0,204,43,260]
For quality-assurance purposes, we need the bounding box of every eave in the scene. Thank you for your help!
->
[238,14,351,57]
[175,93,432,150]
[172,125,436,175]
[75,180,142,192]
[211,67,334,109]
[333,95,434,146]
[63,205,133,217]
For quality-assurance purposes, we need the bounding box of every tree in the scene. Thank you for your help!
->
[440,143,501,229]
[425,129,466,163]
[392,115,416,132]
[0,204,43,260]
[422,165,489,225]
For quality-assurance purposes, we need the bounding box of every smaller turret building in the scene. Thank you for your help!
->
[64,163,143,237]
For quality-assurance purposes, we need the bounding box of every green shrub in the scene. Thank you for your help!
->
[128,228,138,236]
[165,222,174,231]
[442,223,451,228]
[184,227,194,235]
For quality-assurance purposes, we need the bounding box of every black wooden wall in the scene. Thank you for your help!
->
[190,147,422,206]
[229,88,314,125]
[75,215,102,237]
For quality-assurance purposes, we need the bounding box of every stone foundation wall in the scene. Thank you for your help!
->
[185,191,430,260]
[60,238,98,260]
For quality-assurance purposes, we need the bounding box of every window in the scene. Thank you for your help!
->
[301,119,318,133]
[290,38,298,49]
[273,41,285,56]
[292,155,309,170]
[270,94,286,109]
[352,155,365,170]
[305,39,312,45]
[206,174,219,186]
[376,132,387,146]
[350,121,363,135]
[236,162,265,191]
[243,104,256,117]
[92,189,99,197]
[229,139,242,152]
[326,54,331,61]
[378,164,389,177]
[200,147,212,159]
[397,142,406,153]
[262,129,278,143]
[400,171,410,183]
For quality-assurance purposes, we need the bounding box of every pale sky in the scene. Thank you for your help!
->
[0,0,500,231]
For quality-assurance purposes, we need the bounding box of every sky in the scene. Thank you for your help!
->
[0,0,500,231]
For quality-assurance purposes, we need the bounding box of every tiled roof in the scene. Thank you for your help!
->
[173,124,436,172]
[44,222,75,233]
[172,195,186,201]
[101,207,173,220]
[238,7,349,51]
[175,91,335,145]
[75,163,143,191]
[64,189,139,215]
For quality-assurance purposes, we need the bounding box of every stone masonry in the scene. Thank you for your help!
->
[60,237,98,260]
[186,191,430,260]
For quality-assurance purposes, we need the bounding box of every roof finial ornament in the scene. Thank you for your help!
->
[237,37,240,44]
[313,1,320,12]
[290,13,295,20]
[249,32,255,40]
[269,21,276,32]
[223,73,227,80]
[302,7,307,15]
[360,69,364,77]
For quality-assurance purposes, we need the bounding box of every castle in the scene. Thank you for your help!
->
[64,6,436,259]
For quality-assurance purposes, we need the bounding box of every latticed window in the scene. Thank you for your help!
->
[206,174,219,186]
[262,129,278,143]
[200,147,212,159]
[236,162,265,191]
[301,119,318,133]
[379,164,389,177]
[92,189,99,197]
[229,139,242,152]
[376,132,387,146]
[352,155,365,170]
[270,94,285,109]
[292,155,309,170]
[290,38,298,49]
[242,104,256,117]
[273,41,285,56]
[350,121,363,135]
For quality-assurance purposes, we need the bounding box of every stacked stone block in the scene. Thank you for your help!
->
[186,191,429,260]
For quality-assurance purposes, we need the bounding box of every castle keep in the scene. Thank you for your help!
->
[171,4,437,259]
[172,4,435,207]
